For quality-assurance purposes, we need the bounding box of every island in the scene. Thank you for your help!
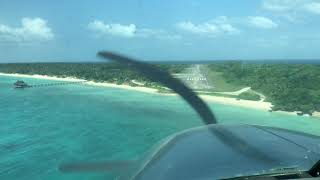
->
[0,62,319,116]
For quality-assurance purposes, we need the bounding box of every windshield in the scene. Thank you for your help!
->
[1,1,320,180]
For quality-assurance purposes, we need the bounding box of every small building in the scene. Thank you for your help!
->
[14,80,30,88]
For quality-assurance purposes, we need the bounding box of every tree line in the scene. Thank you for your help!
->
[208,62,320,114]
[0,62,188,87]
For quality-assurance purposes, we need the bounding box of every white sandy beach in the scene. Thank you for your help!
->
[0,72,271,110]
[85,81,159,94]
[0,73,159,94]
[313,112,320,118]
[0,73,85,82]
[200,94,272,111]
[1,72,319,118]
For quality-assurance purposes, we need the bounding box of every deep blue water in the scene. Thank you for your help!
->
[1,75,320,180]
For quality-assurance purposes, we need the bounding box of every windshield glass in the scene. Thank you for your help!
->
[1,1,320,180]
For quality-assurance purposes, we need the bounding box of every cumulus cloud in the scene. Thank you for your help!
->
[177,22,218,34]
[137,28,182,40]
[88,20,180,40]
[176,18,239,37]
[248,16,278,29]
[19,18,53,40]
[262,0,302,11]
[88,20,136,38]
[262,0,320,15]
[0,17,54,42]
[304,2,320,14]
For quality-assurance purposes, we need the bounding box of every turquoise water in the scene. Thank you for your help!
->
[1,75,320,180]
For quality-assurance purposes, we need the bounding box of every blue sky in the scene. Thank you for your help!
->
[0,0,320,62]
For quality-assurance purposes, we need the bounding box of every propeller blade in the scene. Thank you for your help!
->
[59,51,218,174]
[97,51,217,125]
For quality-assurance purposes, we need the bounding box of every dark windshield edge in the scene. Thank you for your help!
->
[309,160,320,177]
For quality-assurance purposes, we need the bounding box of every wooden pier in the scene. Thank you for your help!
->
[16,81,87,88]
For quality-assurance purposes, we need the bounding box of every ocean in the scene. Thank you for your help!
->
[1,75,320,180]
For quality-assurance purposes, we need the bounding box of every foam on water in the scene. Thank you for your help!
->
[0,75,319,180]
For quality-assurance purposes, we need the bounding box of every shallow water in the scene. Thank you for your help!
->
[1,75,319,180]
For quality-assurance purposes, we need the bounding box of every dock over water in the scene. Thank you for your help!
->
[14,80,87,89]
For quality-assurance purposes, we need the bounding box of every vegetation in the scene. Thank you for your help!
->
[207,62,320,114]
[237,91,261,101]
[202,67,245,92]
[0,63,189,89]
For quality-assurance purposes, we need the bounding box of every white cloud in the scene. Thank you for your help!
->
[262,0,320,15]
[88,20,180,40]
[0,17,54,42]
[88,20,136,38]
[304,2,320,14]
[176,19,239,36]
[248,16,278,29]
[137,28,182,40]
[177,21,218,34]
[220,24,239,33]
[262,0,302,11]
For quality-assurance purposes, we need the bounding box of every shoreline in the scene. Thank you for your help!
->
[0,73,160,94]
[1,72,318,118]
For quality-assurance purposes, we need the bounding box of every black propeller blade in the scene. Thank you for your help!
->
[97,51,218,125]
[59,51,217,173]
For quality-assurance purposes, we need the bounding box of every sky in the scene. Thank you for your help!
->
[1,0,320,62]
